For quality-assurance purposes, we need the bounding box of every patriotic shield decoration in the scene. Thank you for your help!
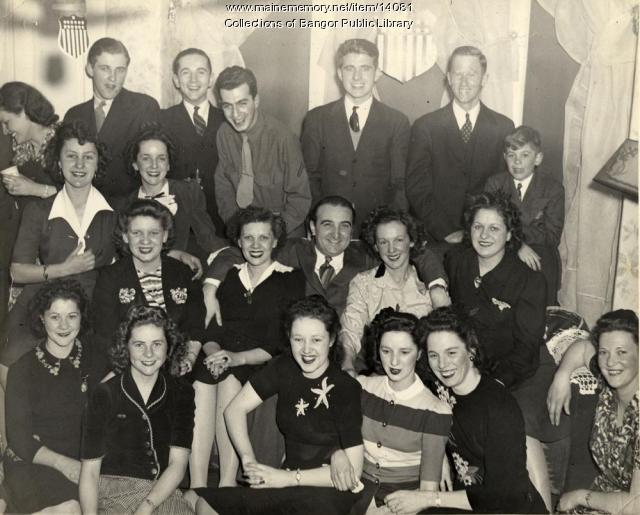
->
[58,15,89,58]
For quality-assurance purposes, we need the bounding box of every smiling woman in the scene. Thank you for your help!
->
[1,121,116,379]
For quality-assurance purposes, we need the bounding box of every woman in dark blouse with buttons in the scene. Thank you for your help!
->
[4,279,108,513]
[79,305,195,514]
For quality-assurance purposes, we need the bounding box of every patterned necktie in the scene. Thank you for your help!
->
[236,133,254,208]
[460,112,472,143]
[349,106,360,132]
[517,182,523,201]
[193,105,207,136]
[319,256,335,289]
[95,100,106,133]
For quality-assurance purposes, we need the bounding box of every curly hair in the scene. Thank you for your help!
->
[462,190,524,251]
[110,305,187,376]
[0,81,59,126]
[364,307,428,377]
[44,120,109,186]
[360,206,427,259]
[415,305,490,381]
[27,279,89,340]
[284,295,342,364]
[226,206,287,250]
[592,309,639,347]
[126,123,176,184]
[113,199,176,257]
[214,66,258,103]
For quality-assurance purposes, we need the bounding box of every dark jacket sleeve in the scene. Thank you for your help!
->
[406,119,438,237]
[81,383,112,460]
[176,261,206,343]
[466,388,533,512]
[300,109,324,204]
[181,180,227,253]
[412,246,447,286]
[204,246,244,282]
[5,358,42,461]
[493,270,546,388]
[91,264,122,355]
[523,178,565,248]
[169,378,196,449]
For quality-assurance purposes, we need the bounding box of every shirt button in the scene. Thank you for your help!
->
[375,478,380,485]
[144,441,150,448]
[375,463,380,469]
[144,426,150,433]
[377,441,382,448]
[151,467,158,475]
[389,400,395,406]
[382,421,387,427]
[146,450,153,456]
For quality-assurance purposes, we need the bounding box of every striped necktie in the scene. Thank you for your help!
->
[193,106,207,136]
[319,256,335,289]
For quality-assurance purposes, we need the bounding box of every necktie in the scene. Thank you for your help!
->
[517,182,523,201]
[460,112,472,143]
[319,256,335,289]
[349,106,360,132]
[95,100,106,133]
[236,133,254,208]
[193,106,207,136]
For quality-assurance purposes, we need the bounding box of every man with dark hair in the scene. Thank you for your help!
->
[64,37,159,201]
[406,45,514,254]
[160,48,226,235]
[213,65,311,236]
[301,38,410,236]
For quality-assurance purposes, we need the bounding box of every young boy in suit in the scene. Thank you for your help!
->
[485,126,565,305]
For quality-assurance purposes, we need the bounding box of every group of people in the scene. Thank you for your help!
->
[0,31,635,515]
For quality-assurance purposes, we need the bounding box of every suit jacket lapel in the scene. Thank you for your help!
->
[178,103,199,137]
[299,242,325,295]
[445,104,466,166]
[355,99,380,156]
[100,89,128,136]
[330,100,356,156]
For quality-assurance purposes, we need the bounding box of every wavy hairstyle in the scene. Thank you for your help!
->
[360,206,427,259]
[284,295,342,364]
[214,65,258,103]
[0,81,59,126]
[44,120,109,185]
[364,307,428,377]
[462,190,524,251]
[113,198,175,256]
[415,305,490,381]
[110,305,186,376]
[126,123,176,183]
[592,309,638,347]
[27,278,89,340]
[226,206,287,250]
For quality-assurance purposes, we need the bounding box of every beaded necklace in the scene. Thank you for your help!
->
[35,339,83,376]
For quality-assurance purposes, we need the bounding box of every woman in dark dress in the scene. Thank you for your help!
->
[190,207,305,487]
[4,279,109,513]
[445,190,550,507]
[79,305,195,514]
[124,124,227,276]
[193,295,364,515]
[382,306,546,514]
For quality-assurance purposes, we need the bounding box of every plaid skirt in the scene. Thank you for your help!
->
[98,475,193,514]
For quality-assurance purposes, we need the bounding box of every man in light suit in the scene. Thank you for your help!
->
[406,45,514,254]
[302,38,410,236]
[64,37,159,202]
[160,48,226,236]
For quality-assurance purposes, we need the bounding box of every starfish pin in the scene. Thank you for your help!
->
[310,377,335,409]
[295,398,309,417]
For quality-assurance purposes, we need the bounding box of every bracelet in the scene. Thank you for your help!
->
[584,491,592,509]
[295,468,301,486]
[42,265,49,281]
[434,491,441,508]
[144,497,156,510]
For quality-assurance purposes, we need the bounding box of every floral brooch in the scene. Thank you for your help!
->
[170,287,188,304]
[119,288,136,304]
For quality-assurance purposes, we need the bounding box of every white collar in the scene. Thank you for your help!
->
[48,186,112,250]
[138,180,170,198]
[93,97,114,110]
[384,374,425,401]
[514,174,534,197]
[233,261,293,291]
[344,95,373,129]
[313,247,345,275]
[452,101,481,129]
[183,100,209,121]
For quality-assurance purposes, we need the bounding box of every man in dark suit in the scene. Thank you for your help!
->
[64,37,159,202]
[302,38,410,236]
[406,45,514,253]
[160,48,226,236]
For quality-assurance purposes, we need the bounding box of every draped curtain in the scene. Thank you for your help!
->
[537,0,637,325]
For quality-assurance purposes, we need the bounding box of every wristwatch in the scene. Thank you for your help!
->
[295,468,301,486]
